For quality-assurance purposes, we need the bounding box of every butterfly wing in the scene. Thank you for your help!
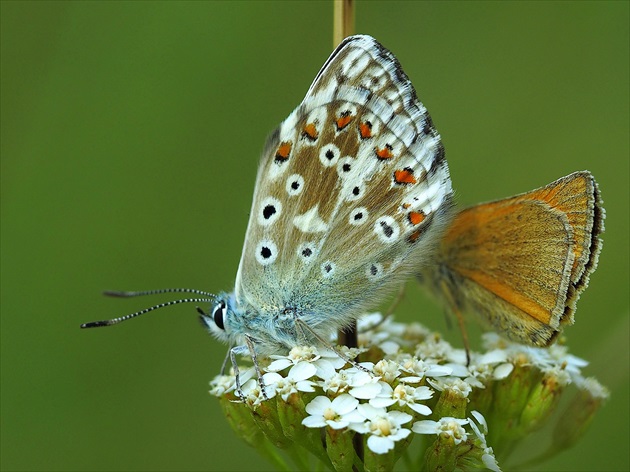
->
[511,171,604,325]
[421,171,603,346]
[234,35,453,333]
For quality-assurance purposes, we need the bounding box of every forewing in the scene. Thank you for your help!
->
[235,35,453,326]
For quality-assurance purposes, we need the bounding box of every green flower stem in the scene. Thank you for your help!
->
[251,398,294,449]
[468,382,493,415]
[326,427,360,471]
[515,382,607,471]
[432,389,468,420]
[409,433,427,470]
[551,383,607,452]
[489,357,541,456]
[220,396,291,471]
[422,434,458,472]
[519,370,566,433]
[364,439,396,472]
[278,393,334,469]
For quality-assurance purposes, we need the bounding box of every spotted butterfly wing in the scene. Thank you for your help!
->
[232,35,453,349]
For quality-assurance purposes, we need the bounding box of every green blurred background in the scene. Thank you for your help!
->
[2,1,628,471]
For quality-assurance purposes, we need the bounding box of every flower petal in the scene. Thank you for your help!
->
[367,435,394,454]
[305,395,331,415]
[350,382,382,399]
[302,416,326,428]
[331,393,359,415]
[471,410,488,433]
[412,420,438,434]
[408,403,432,415]
[369,397,396,408]
[493,363,514,380]
[326,419,349,430]
[388,410,413,425]
[289,361,317,381]
[267,358,292,372]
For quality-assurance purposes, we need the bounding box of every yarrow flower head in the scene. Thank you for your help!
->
[209,313,607,471]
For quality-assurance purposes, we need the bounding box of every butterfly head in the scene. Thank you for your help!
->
[200,292,241,344]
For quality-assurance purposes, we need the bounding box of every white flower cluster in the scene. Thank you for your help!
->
[209,313,604,460]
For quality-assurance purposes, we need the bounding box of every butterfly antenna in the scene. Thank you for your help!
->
[81,288,215,328]
[103,288,215,298]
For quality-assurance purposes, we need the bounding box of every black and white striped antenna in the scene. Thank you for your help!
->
[80,288,215,328]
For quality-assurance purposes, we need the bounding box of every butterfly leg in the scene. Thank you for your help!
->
[294,317,371,373]
[220,347,231,375]
[294,317,310,346]
[228,345,247,399]
[228,339,268,400]
[452,306,471,366]
[244,334,268,400]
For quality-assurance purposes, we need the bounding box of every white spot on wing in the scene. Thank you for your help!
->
[319,143,340,167]
[374,216,400,243]
[297,242,318,262]
[255,239,278,265]
[366,262,384,280]
[337,156,355,178]
[293,205,329,233]
[335,84,371,107]
[280,111,300,139]
[349,207,369,225]
[335,103,357,121]
[345,182,365,201]
[339,48,364,77]
[258,196,282,226]
[361,66,387,92]
[320,260,336,278]
[286,174,304,196]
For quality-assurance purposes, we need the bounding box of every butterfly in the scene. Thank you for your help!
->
[82,35,454,388]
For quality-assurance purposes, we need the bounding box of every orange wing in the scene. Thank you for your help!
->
[421,171,603,346]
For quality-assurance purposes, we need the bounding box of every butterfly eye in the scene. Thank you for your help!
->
[212,300,226,330]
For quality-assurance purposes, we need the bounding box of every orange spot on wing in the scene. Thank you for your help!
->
[409,211,425,225]
[376,144,394,160]
[302,123,318,141]
[275,141,292,161]
[394,168,417,184]
[336,113,353,130]
[408,229,422,243]
[402,203,411,209]
[359,121,373,139]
